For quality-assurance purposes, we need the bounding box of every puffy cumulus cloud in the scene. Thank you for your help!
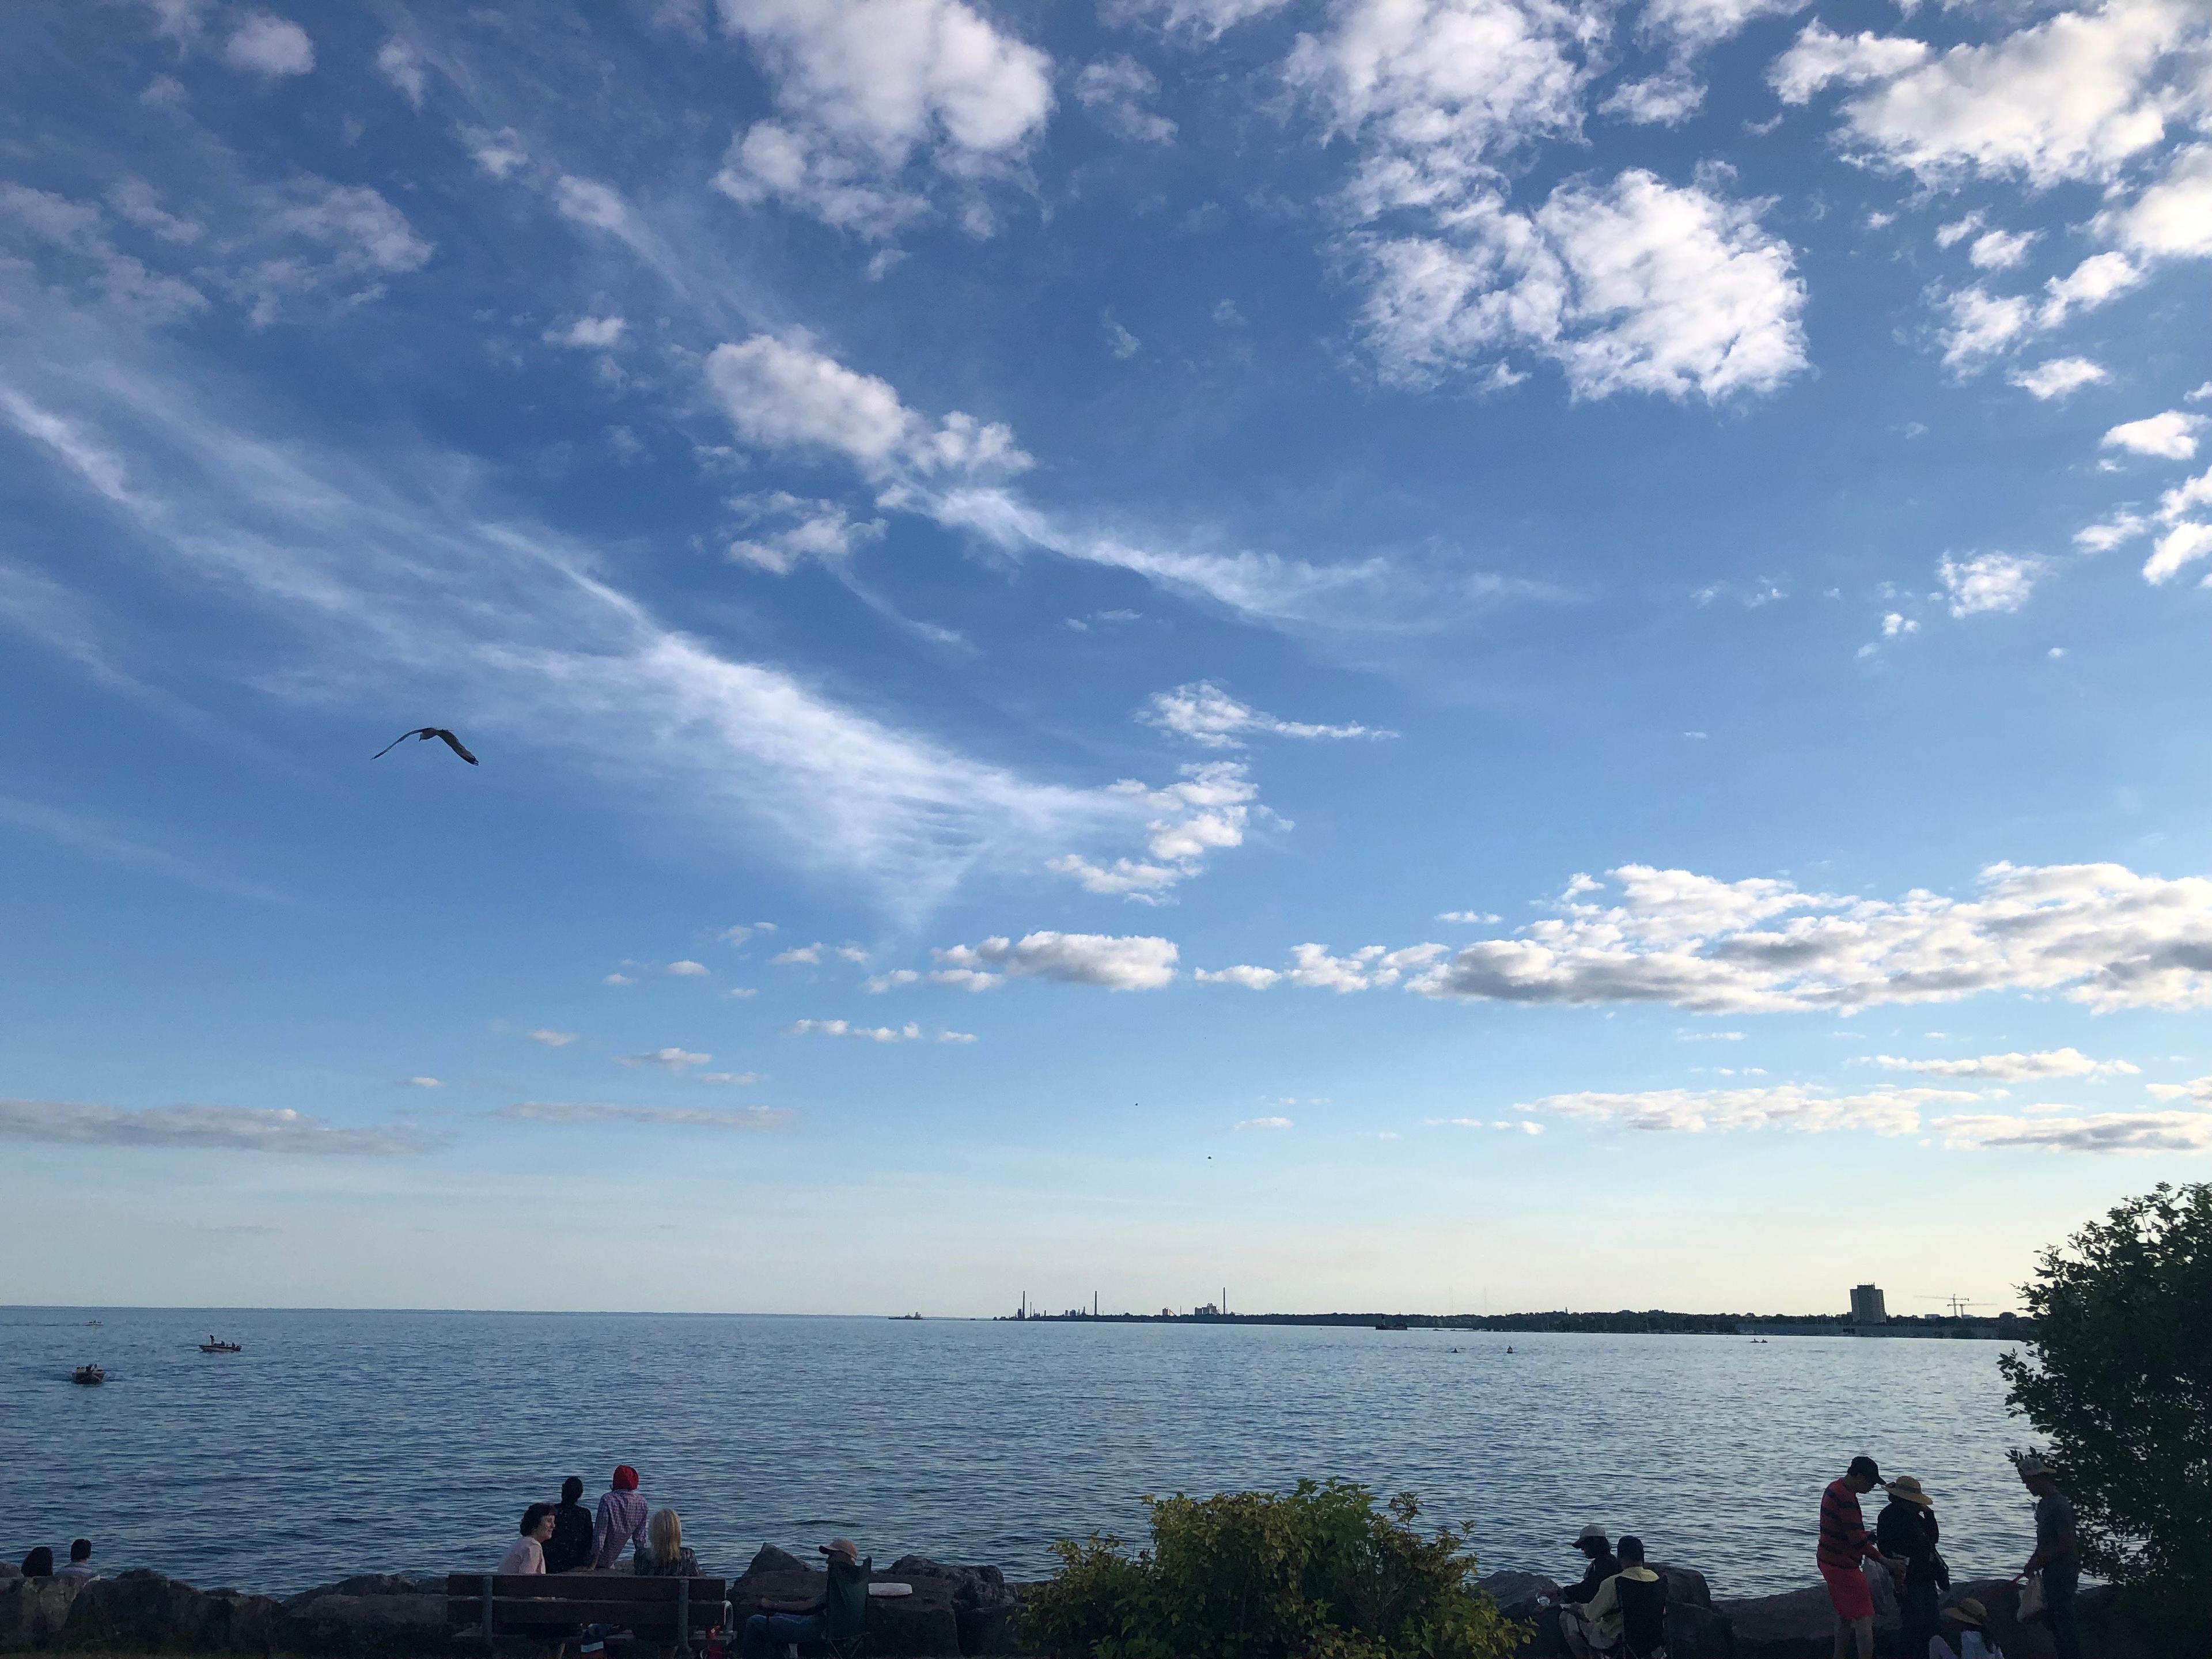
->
[498,1100,790,1131]
[545,315,627,350]
[1215,861,2212,1014]
[863,967,921,991]
[1201,942,1448,991]
[1810,0,2200,188]
[1936,1108,2212,1153]
[1872,1047,2138,1080]
[696,1070,765,1085]
[1599,74,1705,126]
[712,0,1054,238]
[2009,358,2108,400]
[725,491,887,575]
[1933,287,2033,370]
[1639,0,1803,58]
[2143,521,2212,584]
[772,944,824,965]
[1431,1116,1544,1132]
[704,332,1030,481]
[615,1047,713,1070]
[2103,410,2204,459]
[1768,22,1928,104]
[1049,761,1264,901]
[2097,143,2212,259]
[403,1075,442,1089]
[526,1028,578,1047]
[1528,1082,1986,1134]
[1236,1115,1294,1129]
[465,128,529,180]
[1139,681,1394,748]
[931,931,1179,990]
[1938,552,2042,617]
[1075,55,1177,143]
[224,13,314,78]
[376,38,426,107]
[1108,0,1289,36]
[0,183,209,325]
[1194,964,1284,988]
[1969,229,2037,270]
[0,1097,425,1154]
[1357,171,1808,401]
[783,1018,927,1040]
[666,959,710,976]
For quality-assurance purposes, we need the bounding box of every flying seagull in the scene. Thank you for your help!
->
[373,728,479,765]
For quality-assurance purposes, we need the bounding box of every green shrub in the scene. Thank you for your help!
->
[1023,1480,1526,1659]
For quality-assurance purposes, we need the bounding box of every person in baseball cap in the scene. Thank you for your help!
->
[1556,1525,1624,1657]
[1820,1457,1907,1659]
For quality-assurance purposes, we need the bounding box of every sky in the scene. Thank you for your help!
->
[5,0,2212,1318]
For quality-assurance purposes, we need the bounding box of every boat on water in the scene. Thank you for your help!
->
[73,1364,104,1385]
[1374,1319,1409,1331]
[199,1338,243,1353]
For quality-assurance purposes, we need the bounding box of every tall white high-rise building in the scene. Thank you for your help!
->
[1850,1283,1888,1324]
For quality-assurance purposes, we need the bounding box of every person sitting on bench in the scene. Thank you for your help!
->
[499,1504,557,1575]
[740,1538,864,1659]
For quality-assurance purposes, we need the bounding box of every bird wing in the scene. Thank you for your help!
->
[433,729,480,765]
[372,729,431,759]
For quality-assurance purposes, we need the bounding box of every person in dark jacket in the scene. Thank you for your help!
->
[1876,1477,1945,1659]
[1563,1525,1622,1604]
[545,1476,594,1573]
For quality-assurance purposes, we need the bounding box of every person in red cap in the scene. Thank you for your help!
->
[589,1464,650,1569]
[1820,1456,1904,1659]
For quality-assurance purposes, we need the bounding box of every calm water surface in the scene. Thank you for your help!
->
[3,1309,2040,1599]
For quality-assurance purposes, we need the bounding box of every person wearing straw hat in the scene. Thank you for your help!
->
[1818,1456,1906,1659]
[1931,1597,2002,1659]
[1876,1478,1946,1659]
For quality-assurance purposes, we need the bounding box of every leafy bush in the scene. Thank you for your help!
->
[1999,1181,2212,1649]
[1023,1480,1525,1659]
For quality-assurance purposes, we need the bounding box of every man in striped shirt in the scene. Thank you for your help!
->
[1819,1455,1903,1659]
[590,1464,650,1569]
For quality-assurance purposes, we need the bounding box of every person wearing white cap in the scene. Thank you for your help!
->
[740,1539,860,1659]
[1558,1525,1623,1658]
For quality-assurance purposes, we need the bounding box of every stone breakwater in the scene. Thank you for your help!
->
[0,1550,2150,1659]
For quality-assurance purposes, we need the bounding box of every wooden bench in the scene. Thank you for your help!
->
[445,1574,730,1656]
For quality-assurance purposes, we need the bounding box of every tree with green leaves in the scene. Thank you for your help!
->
[1997,1181,2211,1609]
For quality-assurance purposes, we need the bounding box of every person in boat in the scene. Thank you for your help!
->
[499,1504,558,1575]
[55,1539,99,1584]
[20,1548,53,1579]
[544,1476,595,1574]
[740,1538,860,1659]
[1564,1535,1666,1659]
[589,1465,649,1569]
[633,1509,701,1577]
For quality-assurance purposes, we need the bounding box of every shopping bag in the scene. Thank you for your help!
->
[2017,1573,2046,1622]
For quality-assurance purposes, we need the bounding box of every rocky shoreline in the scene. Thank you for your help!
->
[0,1548,2149,1659]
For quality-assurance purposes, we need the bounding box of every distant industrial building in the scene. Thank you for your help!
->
[1850,1284,1888,1324]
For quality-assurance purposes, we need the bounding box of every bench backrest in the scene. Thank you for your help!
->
[445,1574,731,1638]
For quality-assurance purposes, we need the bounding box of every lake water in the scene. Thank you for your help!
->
[4,1308,2042,1600]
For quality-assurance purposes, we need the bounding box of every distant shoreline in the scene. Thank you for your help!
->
[994,1310,2029,1339]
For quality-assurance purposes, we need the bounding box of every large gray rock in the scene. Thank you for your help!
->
[1666,1600,1736,1659]
[1477,1571,1565,1657]
[60,1568,282,1653]
[1654,1563,1714,1612]
[0,1576,84,1650]
[887,1556,1018,1654]
[737,1546,815,1581]
[280,1578,448,1657]
[1719,1582,1846,1659]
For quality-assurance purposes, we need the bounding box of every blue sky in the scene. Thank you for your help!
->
[6,0,2212,1316]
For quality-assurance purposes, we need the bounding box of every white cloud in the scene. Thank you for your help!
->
[704,333,1031,481]
[554,176,636,238]
[931,931,1179,990]
[696,1070,765,1085]
[527,1028,578,1047]
[615,1047,712,1070]
[224,13,315,78]
[1821,0,2195,188]
[105,179,202,245]
[0,1097,424,1154]
[498,1100,789,1131]
[773,944,824,965]
[1938,552,2041,617]
[1881,611,1919,638]
[1356,171,1808,401]
[1048,760,1263,900]
[937,1029,978,1043]
[1872,1048,2138,1080]
[1641,0,1803,57]
[604,973,637,986]
[1936,1108,2212,1153]
[726,491,888,574]
[666,959,710,976]
[1203,861,2212,1014]
[712,0,1054,238]
[273,182,432,278]
[863,968,921,991]
[1439,910,1503,923]
[1768,22,1929,105]
[1432,1116,1545,1133]
[2040,251,2145,327]
[2104,410,2204,459]
[1075,55,1177,143]
[464,128,529,180]
[546,316,627,350]
[1236,1115,1294,1130]
[1139,681,1393,748]
[1105,315,1142,359]
[1969,228,2037,270]
[1599,74,1705,126]
[784,1018,926,1041]
[1530,1082,1986,1134]
[2095,142,2212,259]
[402,1076,442,1088]
[1194,964,1283,988]
[1109,0,1289,36]
[0,184,208,325]
[1934,286,2032,370]
[2009,358,2108,400]
[834,945,871,964]
[2143,521,2212,584]
[376,38,425,107]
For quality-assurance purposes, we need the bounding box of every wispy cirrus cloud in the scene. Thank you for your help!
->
[497,1101,791,1131]
[1,1097,428,1154]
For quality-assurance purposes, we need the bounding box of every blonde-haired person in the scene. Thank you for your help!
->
[632,1508,702,1578]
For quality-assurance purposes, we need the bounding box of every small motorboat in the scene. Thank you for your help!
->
[73,1364,105,1385]
[199,1338,243,1353]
